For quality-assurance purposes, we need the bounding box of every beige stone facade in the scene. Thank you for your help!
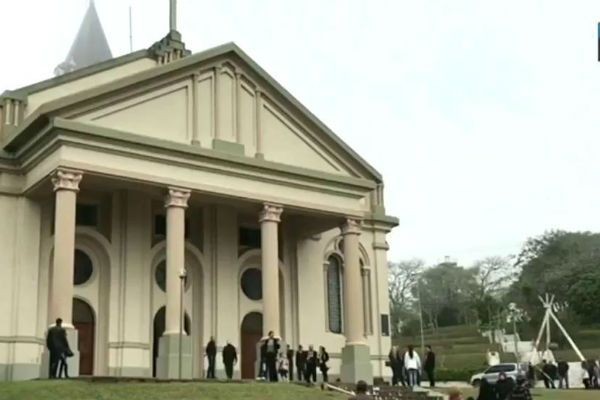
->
[0,39,397,381]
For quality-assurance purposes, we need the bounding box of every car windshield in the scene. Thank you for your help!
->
[485,364,516,373]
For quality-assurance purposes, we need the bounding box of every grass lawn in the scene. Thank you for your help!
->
[439,387,599,399]
[0,380,345,400]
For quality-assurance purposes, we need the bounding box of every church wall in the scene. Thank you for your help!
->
[0,195,43,380]
[25,58,157,117]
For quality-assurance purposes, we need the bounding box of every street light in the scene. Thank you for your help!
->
[178,267,187,380]
[416,276,425,356]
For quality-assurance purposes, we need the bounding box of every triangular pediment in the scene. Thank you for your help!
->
[9,43,381,181]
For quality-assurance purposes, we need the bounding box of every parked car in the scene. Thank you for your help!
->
[470,363,528,387]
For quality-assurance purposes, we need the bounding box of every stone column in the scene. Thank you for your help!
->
[259,203,283,338]
[46,168,82,378]
[340,218,373,383]
[157,187,193,379]
[50,168,82,325]
[164,187,190,335]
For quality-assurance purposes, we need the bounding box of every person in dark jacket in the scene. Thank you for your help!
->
[557,359,569,389]
[305,345,318,383]
[295,345,306,381]
[205,337,217,379]
[388,346,402,386]
[476,378,496,400]
[222,341,237,380]
[286,345,294,381]
[46,318,70,379]
[495,372,514,400]
[348,380,371,400]
[510,377,532,400]
[424,345,436,388]
[263,331,280,382]
[318,346,330,383]
[541,360,555,388]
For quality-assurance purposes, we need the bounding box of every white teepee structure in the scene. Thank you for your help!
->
[529,294,585,363]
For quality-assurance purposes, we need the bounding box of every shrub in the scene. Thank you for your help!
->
[435,368,482,382]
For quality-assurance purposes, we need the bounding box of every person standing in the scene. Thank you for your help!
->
[541,360,555,389]
[318,346,330,383]
[46,318,69,379]
[278,352,289,381]
[403,345,421,387]
[295,345,306,381]
[286,345,294,382]
[495,372,514,400]
[305,345,318,383]
[476,378,496,400]
[424,345,436,388]
[388,346,401,385]
[557,359,569,389]
[222,340,237,380]
[205,337,217,379]
[263,331,280,382]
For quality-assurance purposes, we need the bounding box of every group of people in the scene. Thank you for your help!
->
[257,331,331,383]
[204,331,330,383]
[540,358,600,389]
[46,318,74,379]
[388,344,436,388]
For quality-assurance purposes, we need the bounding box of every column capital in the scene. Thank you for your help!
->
[164,187,191,208]
[341,218,362,236]
[51,168,83,192]
[259,203,283,223]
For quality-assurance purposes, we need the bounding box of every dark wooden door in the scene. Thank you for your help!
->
[73,298,95,376]
[241,312,263,379]
[74,322,95,375]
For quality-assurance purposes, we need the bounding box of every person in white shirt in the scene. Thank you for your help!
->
[404,345,421,387]
[278,352,289,381]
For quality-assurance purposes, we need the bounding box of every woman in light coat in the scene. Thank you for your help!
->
[403,345,421,387]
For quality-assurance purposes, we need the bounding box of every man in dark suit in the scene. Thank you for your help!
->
[46,318,69,379]
[286,345,294,382]
[295,345,306,381]
[222,341,237,380]
[205,337,217,379]
[263,331,280,382]
[424,345,436,387]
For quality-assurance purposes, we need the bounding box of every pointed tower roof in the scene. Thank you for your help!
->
[54,1,113,76]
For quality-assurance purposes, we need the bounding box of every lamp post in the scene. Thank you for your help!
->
[178,267,187,380]
[416,276,425,356]
[508,302,520,360]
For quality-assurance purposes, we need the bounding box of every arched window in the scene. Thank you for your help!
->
[326,256,343,334]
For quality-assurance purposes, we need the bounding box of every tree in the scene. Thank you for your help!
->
[415,261,477,329]
[388,259,423,336]
[509,230,600,326]
[469,256,516,324]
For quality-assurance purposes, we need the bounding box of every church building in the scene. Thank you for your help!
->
[0,1,397,381]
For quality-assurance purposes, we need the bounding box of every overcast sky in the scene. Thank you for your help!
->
[2,0,600,266]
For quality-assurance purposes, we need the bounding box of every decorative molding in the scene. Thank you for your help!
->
[0,336,44,345]
[51,168,83,192]
[259,203,283,223]
[164,187,191,208]
[108,341,151,350]
[341,218,362,236]
[373,241,389,250]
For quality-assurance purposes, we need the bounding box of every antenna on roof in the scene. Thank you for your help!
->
[129,5,133,52]
[169,0,177,32]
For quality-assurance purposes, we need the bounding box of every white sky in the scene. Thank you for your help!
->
[2,0,600,266]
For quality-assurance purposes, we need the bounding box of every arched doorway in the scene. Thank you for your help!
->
[73,298,95,375]
[152,306,191,377]
[240,312,263,379]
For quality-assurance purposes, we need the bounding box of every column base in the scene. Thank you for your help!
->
[156,334,193,379]
[340,343,372,384]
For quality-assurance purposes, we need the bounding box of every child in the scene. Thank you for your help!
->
[278,352,289,381]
